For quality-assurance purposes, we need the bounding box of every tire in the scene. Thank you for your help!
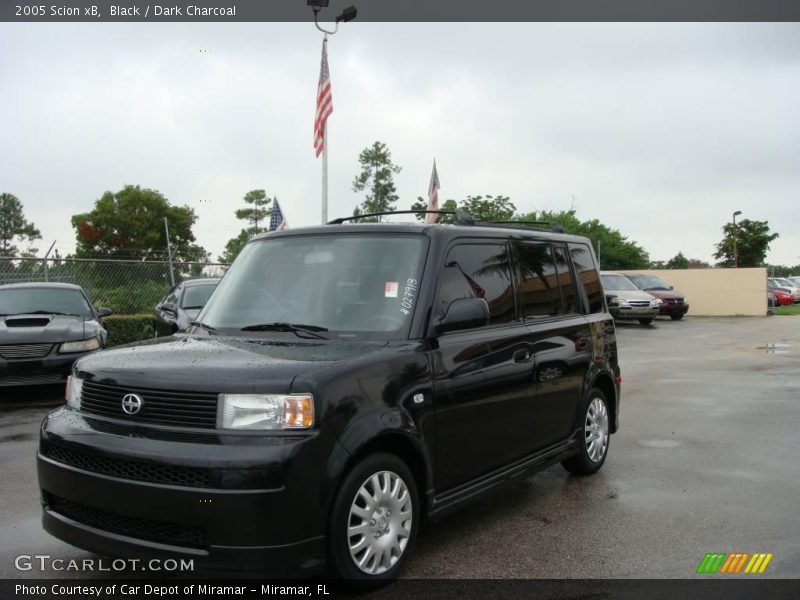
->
[638,318,654,325]
[562,388,611,476]
[670,313,684,321]
[327,453,419,589]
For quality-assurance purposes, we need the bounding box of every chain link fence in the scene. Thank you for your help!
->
[0,256,228,315]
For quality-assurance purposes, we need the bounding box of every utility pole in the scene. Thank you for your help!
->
[164,217,175,286]
[732,210,742,268]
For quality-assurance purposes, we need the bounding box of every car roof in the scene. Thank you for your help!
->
[249,222,592,245]
[0,281,85,291]
[181,278,220,287]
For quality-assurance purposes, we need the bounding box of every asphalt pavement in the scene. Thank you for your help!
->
[1,316,799,579]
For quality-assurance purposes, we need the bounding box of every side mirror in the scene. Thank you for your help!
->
[436,298,490,335]
[605,294,620,309]
[669,285,674,290]
[95,307,112,318]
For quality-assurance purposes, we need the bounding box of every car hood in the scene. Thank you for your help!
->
[641,289,684,300]
[605,289,656,302]
[74,334,402,394]
[0,314,104,344]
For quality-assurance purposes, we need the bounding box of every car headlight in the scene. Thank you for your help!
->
[619,299,629,306]
[657,298,664,304]
[218,394,314,430]
[59,337,101,354]
[683,297,688,304]
[65,375,83,410]
[649,299,659,307]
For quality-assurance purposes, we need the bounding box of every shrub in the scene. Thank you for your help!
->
[103,314,154,347]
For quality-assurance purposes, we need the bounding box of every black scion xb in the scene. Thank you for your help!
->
[38,212,620,586]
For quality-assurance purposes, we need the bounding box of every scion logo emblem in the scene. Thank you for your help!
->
[121,393,143,415]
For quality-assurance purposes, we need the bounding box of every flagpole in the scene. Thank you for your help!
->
[322,123,328,224]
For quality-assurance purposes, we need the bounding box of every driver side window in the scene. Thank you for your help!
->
[436,243,515,327]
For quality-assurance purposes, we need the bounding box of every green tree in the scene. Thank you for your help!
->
[218,228,259,263]
[410,195,515,223]
[515,209,650,270]
[235,190,272,233]
[0,193,41,257]
[220,189,273,263]
[70,185,207,261]
[666,252,689,269]
[352,141,401,220]
[714,219,778,267]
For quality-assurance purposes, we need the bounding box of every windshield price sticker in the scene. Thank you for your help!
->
[384,282,399,298]
[400,278,417,315]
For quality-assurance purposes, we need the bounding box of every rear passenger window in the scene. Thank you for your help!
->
[553,246,579,314]
[568,243,604,313]
[513,243,562,318]
[437,243,515,326]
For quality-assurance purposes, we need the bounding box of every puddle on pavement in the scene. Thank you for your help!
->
[639,439,680,448]
[756,343,791,354]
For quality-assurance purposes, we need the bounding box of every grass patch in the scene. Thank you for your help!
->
[773,304,800,316]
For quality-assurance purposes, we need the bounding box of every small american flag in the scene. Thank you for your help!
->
[269,198,287,231]
[425,159,440,224]
[314,39,333,158]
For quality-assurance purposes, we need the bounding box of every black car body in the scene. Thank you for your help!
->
[0,283,110,387]
[152,278,220,337]
[38,218,620,584]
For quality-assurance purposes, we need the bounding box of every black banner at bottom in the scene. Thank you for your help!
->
[4,579,800,600]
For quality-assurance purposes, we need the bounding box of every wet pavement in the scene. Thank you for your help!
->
[1,316,799,579]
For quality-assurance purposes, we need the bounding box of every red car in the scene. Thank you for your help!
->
[771,288,794,306]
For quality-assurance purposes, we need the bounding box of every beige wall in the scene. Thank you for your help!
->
[616,268,768,317]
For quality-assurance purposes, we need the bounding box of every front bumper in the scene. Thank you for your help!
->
[37,408,328,575]
[614,305,660,320]
[0,351,94,387]
[658,302,689,316]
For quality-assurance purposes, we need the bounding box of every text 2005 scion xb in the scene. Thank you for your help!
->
[38,216,620,586]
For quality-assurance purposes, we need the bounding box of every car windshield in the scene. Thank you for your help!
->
[199,233,428,340]
[181,283,216,309]
[0,287,93,317]
[629,275,671,291]
[601,274,639,291]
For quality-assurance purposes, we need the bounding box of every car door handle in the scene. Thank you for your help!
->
[513,349,533,363]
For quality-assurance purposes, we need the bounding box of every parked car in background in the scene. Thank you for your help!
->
[600,272,659,325]
[768,278,800,303]
[153,278,220,336]
[0,282,110,387]
[767,281,795,306]
[625,274,689,320]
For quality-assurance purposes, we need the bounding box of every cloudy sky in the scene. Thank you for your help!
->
[1,22,798,264]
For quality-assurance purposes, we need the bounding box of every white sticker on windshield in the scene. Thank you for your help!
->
[384,282,399,298]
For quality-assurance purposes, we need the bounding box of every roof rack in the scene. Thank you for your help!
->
[327,210,476,225]
[482,220,564,234]
[327,211,564,234]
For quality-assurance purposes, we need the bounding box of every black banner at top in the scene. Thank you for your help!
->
[2,0,800,23]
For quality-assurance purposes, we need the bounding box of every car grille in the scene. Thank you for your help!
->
[627,300,651,307]
[0,343,53,359]
[1,373,65,385]
[80,381,219,429]
[664,298,684,305]
[40,440,211,488]
[45,492,207,548]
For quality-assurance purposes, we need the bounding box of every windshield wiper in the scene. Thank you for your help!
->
[240,322,329,340]
[190,321,219,334]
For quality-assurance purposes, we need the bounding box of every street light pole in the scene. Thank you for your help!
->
[732,210,742,268]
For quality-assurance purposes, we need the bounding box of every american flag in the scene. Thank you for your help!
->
[425,159,440,224]
[269,198,287,231]
[314,39,333,158]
